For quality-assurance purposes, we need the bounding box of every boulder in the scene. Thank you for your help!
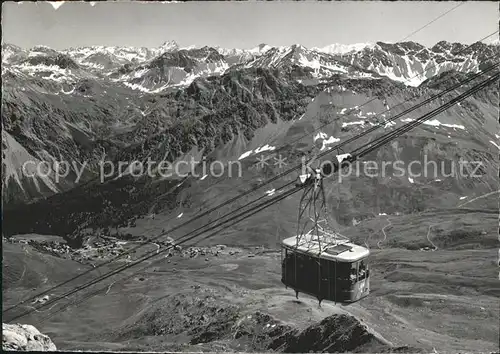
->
[2,323,56,351]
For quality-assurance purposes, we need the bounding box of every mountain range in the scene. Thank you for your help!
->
[1,39,499,234]
[4,40,498,90]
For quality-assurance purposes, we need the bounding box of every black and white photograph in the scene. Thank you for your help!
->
[1,0,499,352]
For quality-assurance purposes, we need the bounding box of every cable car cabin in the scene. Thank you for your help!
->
[281,233,370,303]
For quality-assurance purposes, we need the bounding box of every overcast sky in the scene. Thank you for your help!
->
[2,1,498,50]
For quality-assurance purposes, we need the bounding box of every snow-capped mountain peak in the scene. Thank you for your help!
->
[158,40,179,53]
[248,43,273,54]
[313,43,376,55]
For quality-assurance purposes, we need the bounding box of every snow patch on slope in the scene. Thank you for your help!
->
[48,2,65,10]
[424,120,465,130]
[238,145,276,160]
[313,132,340,151]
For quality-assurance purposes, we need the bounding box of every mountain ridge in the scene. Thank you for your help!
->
[3,40,498,89]
[1,39,498,212]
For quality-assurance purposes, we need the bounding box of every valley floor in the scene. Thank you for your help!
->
[3,233,498,352]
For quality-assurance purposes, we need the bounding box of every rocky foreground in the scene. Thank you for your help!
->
[2,323,56,351]
[2,316,420,353]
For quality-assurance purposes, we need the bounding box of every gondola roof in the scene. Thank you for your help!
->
[282,233,370,262]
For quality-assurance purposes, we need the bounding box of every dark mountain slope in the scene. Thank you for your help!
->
[2,72,497,248]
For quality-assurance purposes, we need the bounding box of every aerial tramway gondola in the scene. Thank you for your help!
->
[281,148,370,305]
